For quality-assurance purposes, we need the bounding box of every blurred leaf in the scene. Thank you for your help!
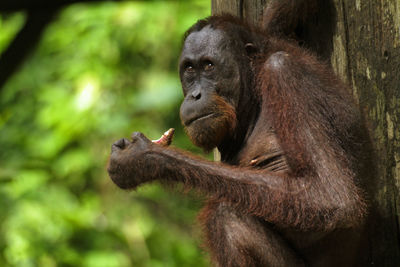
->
[0,1,210,266]
[0,12,26,53]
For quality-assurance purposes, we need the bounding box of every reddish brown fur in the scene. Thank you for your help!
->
[184,94,237,152]
[262,0,336,60]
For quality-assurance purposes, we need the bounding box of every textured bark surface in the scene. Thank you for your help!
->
[212,0,267,25]
[212,0,400,264]
[331,1,400,263]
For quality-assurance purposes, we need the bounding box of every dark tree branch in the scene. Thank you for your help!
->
[0,9,59,90]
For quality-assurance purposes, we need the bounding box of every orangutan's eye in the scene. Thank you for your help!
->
[204,60,214,71]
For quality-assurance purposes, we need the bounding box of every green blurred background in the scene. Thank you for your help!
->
[0,1,211,266]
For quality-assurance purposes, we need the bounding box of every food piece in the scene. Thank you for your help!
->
[152,128,175,146]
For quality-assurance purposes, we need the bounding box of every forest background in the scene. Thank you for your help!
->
[0,1,211,266]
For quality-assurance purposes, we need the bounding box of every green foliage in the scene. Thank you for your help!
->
[0,1,210,266]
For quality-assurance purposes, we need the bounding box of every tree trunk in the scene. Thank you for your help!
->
[212,0,400,264]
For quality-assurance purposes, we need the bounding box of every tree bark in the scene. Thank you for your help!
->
[331,1,400,263]
[212,0,400,264]
[212,0,267,26]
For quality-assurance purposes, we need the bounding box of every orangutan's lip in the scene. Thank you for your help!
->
[185,113,215,126]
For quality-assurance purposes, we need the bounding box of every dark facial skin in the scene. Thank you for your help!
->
[179,27,240,151]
